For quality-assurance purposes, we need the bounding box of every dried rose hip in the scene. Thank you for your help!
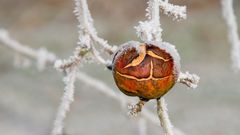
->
[112,41,180,101]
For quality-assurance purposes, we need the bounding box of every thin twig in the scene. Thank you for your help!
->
[74,0,116,54]
[55,0,116,71]
[157,98,174,135]
[178,72,200,89]
[52,67,77,135]
[135,0,187,42]
[0,29,56,70]
[135,0,162,42]
[158,0,186,20]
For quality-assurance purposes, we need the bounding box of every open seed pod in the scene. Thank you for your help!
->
[112,41,180,101]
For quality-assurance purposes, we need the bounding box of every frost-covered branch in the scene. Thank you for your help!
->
[55,0,117,71]
[54,46,87,71]
[135,0,162,42]
[221,0,240,72]
[0,28,186,135]
[135,0,186,42]
[178,72,200,89]
[74,0,117,54]
[52,67,77,135]
[159,0,186,20]
[0,29,56,70]
[0,29,77,135]
[157,98,173,135]
[52,0,120,131]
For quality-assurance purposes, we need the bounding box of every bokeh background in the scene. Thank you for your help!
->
[0,0,240,135]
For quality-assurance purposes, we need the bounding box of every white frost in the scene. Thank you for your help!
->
[157,98,174,135]
[52,68,77,135]
[178,71,200,89]
[135,21,162,42]
[159,1,187,20]
[221,0,240,72]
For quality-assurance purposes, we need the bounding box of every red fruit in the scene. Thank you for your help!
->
[112,41,179,101]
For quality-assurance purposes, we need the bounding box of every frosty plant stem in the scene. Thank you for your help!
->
[157,98,174,135]
[134,0,199,135]
[74,0,117,55]
[52,67,77,135]
[221,0,240,72]
[0,29,56,71]
[0,29,187,135]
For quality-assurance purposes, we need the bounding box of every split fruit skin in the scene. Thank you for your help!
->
[112,42,178,101]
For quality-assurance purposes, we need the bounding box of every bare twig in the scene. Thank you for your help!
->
[221,0,240,72]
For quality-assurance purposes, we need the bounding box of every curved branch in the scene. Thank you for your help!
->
[74,0,117,54]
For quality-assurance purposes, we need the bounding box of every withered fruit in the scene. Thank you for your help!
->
[112,41,179,101]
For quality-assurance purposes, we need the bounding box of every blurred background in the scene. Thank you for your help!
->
[0,0,240,135]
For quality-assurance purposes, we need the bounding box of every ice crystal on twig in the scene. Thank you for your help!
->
[135,0,186,42]
[159,0,186,20]
[52,67,77,135]
[135,21,163,42]
[55,0,117,71]
[73,0,117,54]
[178,72,200,89]
[135,0,162,42]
